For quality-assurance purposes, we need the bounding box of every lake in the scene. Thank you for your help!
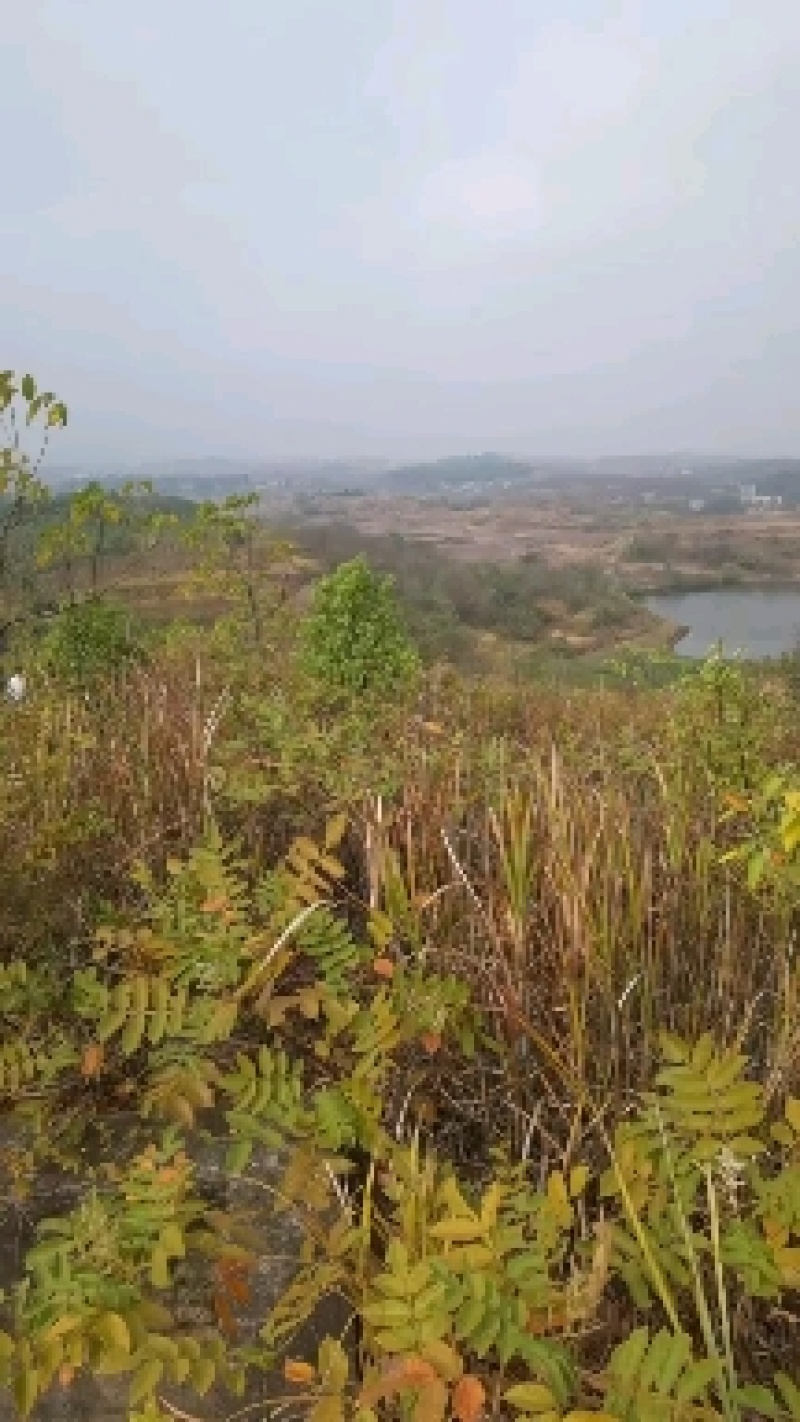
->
[646,589,800,659]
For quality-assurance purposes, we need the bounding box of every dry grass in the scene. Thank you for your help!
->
[3,637,797,1161]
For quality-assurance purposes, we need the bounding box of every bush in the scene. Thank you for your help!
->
[40,598,146,684]
[301,555,419,697]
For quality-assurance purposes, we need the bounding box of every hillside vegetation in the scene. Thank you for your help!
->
[273,518,670,670]
[2,373,800,1421]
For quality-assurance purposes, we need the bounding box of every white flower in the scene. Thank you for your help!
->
[6,674,26,702]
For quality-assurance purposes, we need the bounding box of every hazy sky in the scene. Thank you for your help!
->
[5,0,800,462]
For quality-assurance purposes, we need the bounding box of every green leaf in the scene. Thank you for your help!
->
[735,1384,782,1418]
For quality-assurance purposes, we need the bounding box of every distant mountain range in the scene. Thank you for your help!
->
[44,452,800,502]
[45,457,393,497]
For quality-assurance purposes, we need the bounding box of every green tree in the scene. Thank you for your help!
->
[0,370,67,620]
[36,480,164,605]
[183,493,292,646]
[40,598,145,684]
[301,554,419,697]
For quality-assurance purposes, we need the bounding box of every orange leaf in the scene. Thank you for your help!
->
[452,1373,486,1422]
[420,1032,442,1055]
[81,1043,104,1079]
[372,956,395,980]
[201,896,228,914]
[284,1360,317,1386]
[400,1357,438,1388]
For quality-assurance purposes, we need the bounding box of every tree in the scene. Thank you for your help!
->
[182,493,292,646]
[0,370,67,620]
[301,554,419,697]
[36,480,160,605]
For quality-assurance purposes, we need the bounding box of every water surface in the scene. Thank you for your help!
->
[646,588,800,659]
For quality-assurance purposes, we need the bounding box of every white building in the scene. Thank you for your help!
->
[739,485,782,509]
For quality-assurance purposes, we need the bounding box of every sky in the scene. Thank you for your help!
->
[4,0,800,463]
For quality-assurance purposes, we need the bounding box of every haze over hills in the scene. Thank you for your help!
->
[45,452,800,505]
[45,456,394,497]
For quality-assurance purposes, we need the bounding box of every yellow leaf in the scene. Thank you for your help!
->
[318,1337,349,1391]
[159,1223,185,1259]
[559,1410,622,1422]
[437,1177,475,1217]
[91,1312,131,1354]
[420,1340,463,1383]
[42,1317,83,1344]
[564,1414,621,1421]
[503,1382,557,1412]
[14,1363,38,1418]
[764,1218,789,1246]
[786,1098,800,1134]
[149,1248,170,1288]
[449,1244,494,1269]
[92,1348,134,1376]
[129,1355,164,1404]
[190,1354,216,1394]
[429,1216,485,1243]
[546,1171,573,1226]
[569,1164,590,1198]
[309,1397,344,1422]
[325,812,348,851]
[479,1181,503,1228]
[774,1246,800,1286]
[298,988,322,1020]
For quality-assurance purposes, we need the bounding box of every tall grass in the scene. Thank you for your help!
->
[2,639,797,1158]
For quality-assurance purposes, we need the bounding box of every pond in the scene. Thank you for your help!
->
[646,588,800,659]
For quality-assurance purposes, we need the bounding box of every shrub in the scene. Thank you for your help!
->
[301,555,419,697]
[40,598,146,684]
